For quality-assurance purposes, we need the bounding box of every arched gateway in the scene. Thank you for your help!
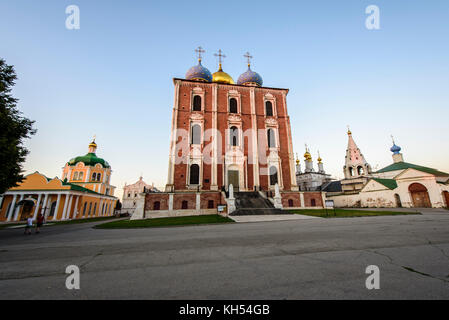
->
[408,183,431,208]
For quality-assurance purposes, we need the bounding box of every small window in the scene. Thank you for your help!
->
[229,98,238,113]
[288,199,294,207]
[73,172,79,181]
[191,124,201,145]
[190,164,200,185]
[265,101,273,116]
[311,199,316,207]
[181,200,188,209]
[357,166,364,175]
[79,172,84,181]
[82,202,87,216]
[269,166,278,186]
[97,173,101,182]
[193,95,201,111]
[128,193,131,198]
[208,200,214,209]
[92,173,97,181]
[153,201,160,210]
[93,203,97,216]
[267,128,276,148]
[230,126,239,147]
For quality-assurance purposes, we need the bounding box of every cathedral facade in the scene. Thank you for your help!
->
[132,49,325,219]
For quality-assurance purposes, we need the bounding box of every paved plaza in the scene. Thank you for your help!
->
[0,209,448,299]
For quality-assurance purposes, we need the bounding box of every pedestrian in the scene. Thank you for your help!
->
[24,216,33,235]
[36,213,45,234]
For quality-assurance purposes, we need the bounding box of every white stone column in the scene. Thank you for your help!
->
[61,194,70,220]
[33,194,42,219]
[7,194,17,222]
[72,196,79,219]
[53,194,61,220]
[196,193,201,211]
[85,168,91,182]
[65,195,74,220]
[300,192,305,208]
[168,193,174,211]
[273,183,283,209]
[13,194,24,221]
[40,194,48,216]
[250,88,259,188]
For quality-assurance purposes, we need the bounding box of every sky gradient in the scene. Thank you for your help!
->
[1,0,448,197]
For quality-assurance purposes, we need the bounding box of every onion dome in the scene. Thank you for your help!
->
[67,139,110,168]
[317,152,322,164]
[390,144,401,155]
[237,65,263,86]
[212,64,234,84]
[185,60,212,82]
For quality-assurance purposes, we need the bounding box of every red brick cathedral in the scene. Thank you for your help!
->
[134,48,324,219]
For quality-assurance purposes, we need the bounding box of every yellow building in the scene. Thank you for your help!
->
[0,140,117,222]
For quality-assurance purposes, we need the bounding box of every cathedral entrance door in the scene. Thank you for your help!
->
[228,170,239,192]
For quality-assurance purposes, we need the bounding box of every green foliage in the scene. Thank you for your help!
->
[289,208,420,218]
[95,214,234,229]
[0,58,36,194]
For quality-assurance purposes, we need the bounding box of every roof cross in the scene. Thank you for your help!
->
[195,46,205,62]
[214,49,226,67]
[244,52,253,67]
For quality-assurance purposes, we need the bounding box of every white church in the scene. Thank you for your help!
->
[326,130,449,208]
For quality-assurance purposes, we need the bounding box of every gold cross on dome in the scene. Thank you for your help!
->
[195,46,205,61]
[244,52,253,66]
[214,49,226,65]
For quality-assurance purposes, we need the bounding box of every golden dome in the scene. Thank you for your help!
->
[303,151,312,162]
[212,64,234,84]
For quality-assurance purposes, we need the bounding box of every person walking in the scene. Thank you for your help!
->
[24,216,33,235]
[35,213,45,234]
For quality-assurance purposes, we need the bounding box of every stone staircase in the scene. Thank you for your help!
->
[230,191,287,216]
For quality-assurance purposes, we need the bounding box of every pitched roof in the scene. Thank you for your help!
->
[322,180,342,192]
[372,178,397,190]
[375,161,449,177]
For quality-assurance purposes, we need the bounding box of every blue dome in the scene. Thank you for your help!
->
[390,144,401,154]
[185,61,212,82]
[237,66,263,86]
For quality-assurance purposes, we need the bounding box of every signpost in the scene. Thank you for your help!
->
[325,200,335,217]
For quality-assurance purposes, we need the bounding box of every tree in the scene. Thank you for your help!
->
[0,58,36,194]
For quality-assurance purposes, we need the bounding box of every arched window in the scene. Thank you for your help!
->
[92,173,97,181]
[79,172,84,181]
[311,199,316,207]
[102,203,105,215]
[73,172,79,181]
[349,167,354,177]
[191,124,201,145]
[193,95,201,111]
[267,128,276,148]
[82,202,87,216]
[269,166,278,186]
[153,201,160,210]
[181,200,188,209]
[229,98,238,113]
[357,166,364,175]
[288,199,294,207]
[97,173,101,182]
[265,101,273,116]
[208,200,214,209]
[93,203,97,216]
[230,126,239,146]
[127,193,131,198]
[190,164,200,184]
[88,203,92,216]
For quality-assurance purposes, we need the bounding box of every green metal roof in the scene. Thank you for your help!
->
[62,180,102,195]
[372,178,398,190]
[375,161,449,177]
[67,152,110,168]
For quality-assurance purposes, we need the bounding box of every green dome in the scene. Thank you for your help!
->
[67,152,110,168]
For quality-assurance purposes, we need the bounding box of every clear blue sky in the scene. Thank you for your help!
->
[1,0,448,196]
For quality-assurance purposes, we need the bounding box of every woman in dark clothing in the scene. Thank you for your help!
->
[36,213,45,234]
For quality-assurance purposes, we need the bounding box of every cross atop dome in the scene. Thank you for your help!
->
[214,49,226,69]
[195,46,205,62]
[244,52,253,67]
